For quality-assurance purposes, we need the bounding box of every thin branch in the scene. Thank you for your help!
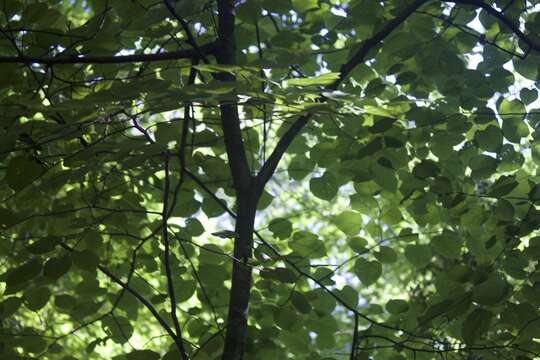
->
[0,42,216,64]
[164,0,210,64]
[162,156,190,360]
[256,0,427,187]
[446,0,540,56]
[58,242,184,351]
[350,314,359,360]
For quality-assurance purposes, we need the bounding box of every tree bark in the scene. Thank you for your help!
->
[214,1,258,359]
[222,191,257,360]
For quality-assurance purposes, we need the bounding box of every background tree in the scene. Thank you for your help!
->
[1,0,540,359]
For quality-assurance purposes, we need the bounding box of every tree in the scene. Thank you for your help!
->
[1,0,540,359]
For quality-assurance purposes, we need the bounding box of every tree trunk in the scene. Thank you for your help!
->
[222,192,257,360]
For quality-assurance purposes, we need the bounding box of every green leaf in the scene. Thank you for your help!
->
[354,258,382,286]
[374,246,398,263]
[26,237,61,254]
[290,291,312,314]
[498,99,529,143]
[348,237,368,253]
[6,155,44,191]
[102,316,134,344]
[0,297,23,319]
[72,250,99,271]
[487,176,518,197]
[431,232,462,259]
[6,259,42,290]
[386,299,409,314]
[404,244,432,268]
[43,256,72,279]
[23,286,51,311]
[520,88,537,105]
[472,273,508,305]
[474,125,502,152]
[469,154,497,179]
[261,267,297,283]
[462,308,493,344]
[310,172,339,201]
[289,231,325,258]
[268,218,293,239]
[0,208,19,229]
[370,161,397,192]
[412,160,440,179]
[126,350,160,360]
[333,211,362,235]
[173,280,196,302]
[338,285,358,308]
[287,72,340,87]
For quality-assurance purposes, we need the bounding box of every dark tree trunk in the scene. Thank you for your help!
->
[222,192,257,360]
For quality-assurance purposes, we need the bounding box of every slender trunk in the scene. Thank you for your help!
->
[222,190,257,360]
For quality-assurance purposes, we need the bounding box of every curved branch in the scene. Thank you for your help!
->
[446,0,540,56]
[59,242,187,355]
[256,0,427,188]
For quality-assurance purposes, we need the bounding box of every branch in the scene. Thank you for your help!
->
[164,0,210,64]
[162,156,190,360]
[215,0,252,191]
[59,242,185,352]
[329,0,428,90]
[0,42,215,64]
[256,0,427,187]
[446,0,540,56]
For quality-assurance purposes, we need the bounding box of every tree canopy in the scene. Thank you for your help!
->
[2,0,540,359]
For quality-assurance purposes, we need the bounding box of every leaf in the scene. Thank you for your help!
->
[211,230,239,239]
[173,280,196,302]
[290,291,312,314]
[102,316,134,344]
[472,273,508,305]
[43,256,72,279]
[374,246,398,263]
[354,258,382,286]
[462,308,493,344]
[127,350,160,360]
[474,125,502,152]
[287,72,340,86]
[431,232,462,259]
[268,218,293,239]
[310,172,339,201]
[260,267,297,283]
[370,161,397,191]
[274,306,298,330]
[23,286,51,311]
[386,299,409,314]
[338,285,358,308]
[0,208,19,229]
[290,231,326,258]
[498,99,529,143]
[26,236,61,254]
[72,250,99,271]
[0,297,23,319]
[469,154,497,179]
[333,211,362,235]
[6,155,44,191]
[487,176,518,197]
[404,244,432,268]
[6,259,42,290]
[348,237,368,253]
[186,218,205,237]
[412,160,440,179]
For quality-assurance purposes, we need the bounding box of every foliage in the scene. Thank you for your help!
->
[1,0,540,359]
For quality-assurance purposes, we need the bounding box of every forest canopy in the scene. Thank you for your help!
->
[1,0,540,359]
